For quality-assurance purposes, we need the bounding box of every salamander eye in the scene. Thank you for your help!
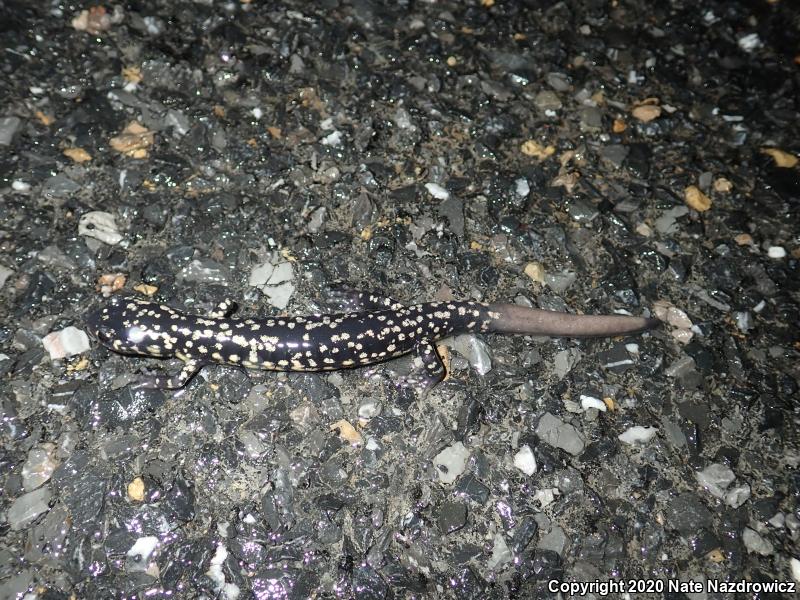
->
[96,327,115,343]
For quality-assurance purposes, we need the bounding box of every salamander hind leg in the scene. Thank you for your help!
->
[326,284,405,312]
[132,359,203,390]
[399,341,446,397]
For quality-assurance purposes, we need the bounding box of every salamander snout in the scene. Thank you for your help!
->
[85,295,131,350]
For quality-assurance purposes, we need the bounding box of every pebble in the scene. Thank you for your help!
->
[654,206,689,234]
[437,501,468,534]
[734,311,753,333]
[63,147,92,163]
[248,253,295,309]
[41,326,91,359]
[22,445,58,491]
[579,395,607,412]
[206,543,240,599]
[109,121,154,158]
[544,271,576,293]
[618,426,658,445]
[330,419,362,446]
[524,262,545,283]
[533,90,562,111]
[8,486,52,530]
[665,493,712,535]
[178,259,230,285]
[514,177,530,197]
[536,412,585,456]
[438,197,465,237]
[737,33,762,52]
[357,399,381,420]
[599,144,629,168]
[425,182,450,200]
[487,533,512,569]
[579,106,603,132]
[761,147,798,168]
[128,477,145,501]
[671,329,694,344]
[126,535,159,572]
[632,103,661,122]
[713,177,733,192]
[653,301,693,329]
[520,140,555,159]
[0,115,22,145]
[78,211,123,245]
[513,445,537,476]
[433,441,470,484]
[538,524,567,555]
[684,185,712,212]
[0,265,14,289]
[451,334,492,376]
[790,558,800,584]
[660,418,687,448]
[546,72,571,92]
[767,246,786,259]
[742,527,773,556]
[320,130,342,147]
[695,463,735,499]
[553,348,581,379]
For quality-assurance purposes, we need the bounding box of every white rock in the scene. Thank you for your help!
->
[0,264,13,289]
[249,253,295,309]
[127,536,159,570]
[725,484,750,508]
[695,463,735,499]
[513,445,537,476]
[618,426,658,445]
[78,211,123,245]
[790,557,800,584]
[671,329,694,344]
[767,246,786,259]
[451,334,492,375]
[424,182,449,200]
[579,394,607,412]
[433,441,469,484]
[393,108,416,130]
[737,33,762,52]
[321,130,342,146]
[42,326,91,359]
[514,177,530,197]
[742,527,773,556]
[21,445,58,491]
[487,532,512,569]
[532,488,560,508]
[666,306,692,328]
[206,543,240,599]
[358,400,381,420]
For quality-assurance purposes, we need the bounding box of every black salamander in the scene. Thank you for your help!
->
[85,294,658,389]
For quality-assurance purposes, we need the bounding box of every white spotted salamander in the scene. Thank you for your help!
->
[85,292,658,389]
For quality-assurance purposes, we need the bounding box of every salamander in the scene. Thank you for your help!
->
[85,293,658,389]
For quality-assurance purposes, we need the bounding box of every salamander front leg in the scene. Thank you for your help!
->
[132,359,203,390]
[209,299,236,319]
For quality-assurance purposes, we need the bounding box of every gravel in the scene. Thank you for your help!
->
[1,0,798,597]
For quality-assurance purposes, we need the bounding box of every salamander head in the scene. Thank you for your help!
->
[85,295,175,358]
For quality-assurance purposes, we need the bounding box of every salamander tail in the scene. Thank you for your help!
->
[485,303,659,337]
